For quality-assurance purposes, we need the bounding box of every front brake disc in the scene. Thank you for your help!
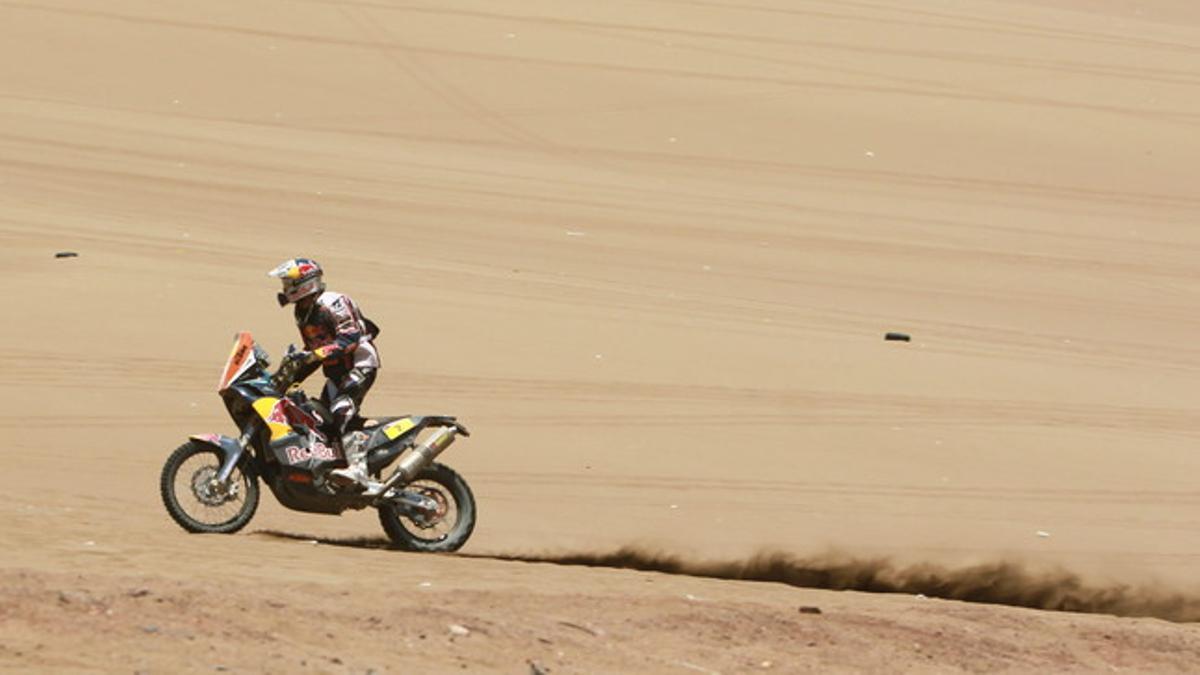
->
[191,467,237,506]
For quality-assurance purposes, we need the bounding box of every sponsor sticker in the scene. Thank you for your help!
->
[285,441,336,464]
[383,418,416,440]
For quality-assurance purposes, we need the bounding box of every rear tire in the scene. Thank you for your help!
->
[378,463,476,552]
[160,440,259,534]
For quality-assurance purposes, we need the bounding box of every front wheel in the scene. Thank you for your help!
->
[160,440,259,534]
[378,463,476,552]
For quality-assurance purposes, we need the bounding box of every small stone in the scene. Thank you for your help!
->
[799,606,822,615]
[884,332,911,342]
[57,591,79,604]
[1036,530,1051,538]
[448,624,470,637]
[54,251,79,259]
[557,621,602,637]
[128,589,151,598]
[141,625,159,634]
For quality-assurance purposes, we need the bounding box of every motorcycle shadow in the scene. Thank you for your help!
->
[252,530,514,563]
[253,529,398,550]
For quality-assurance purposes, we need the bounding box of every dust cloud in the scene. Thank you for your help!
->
[256,532,1200,622]
[481,546,1200,623]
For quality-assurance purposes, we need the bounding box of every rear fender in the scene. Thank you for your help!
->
[364,416,469,475]
[189,433,246,483]
[363,419,410,474]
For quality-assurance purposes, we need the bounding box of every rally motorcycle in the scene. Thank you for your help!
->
[159,332,476,551]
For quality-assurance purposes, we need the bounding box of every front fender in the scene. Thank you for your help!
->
[189,433,246,483]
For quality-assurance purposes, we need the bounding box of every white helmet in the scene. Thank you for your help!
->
[268,257,325,306]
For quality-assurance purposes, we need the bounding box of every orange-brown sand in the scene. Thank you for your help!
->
[4,1,1200,671]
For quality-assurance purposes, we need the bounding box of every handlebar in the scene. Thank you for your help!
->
[270,351,306,391]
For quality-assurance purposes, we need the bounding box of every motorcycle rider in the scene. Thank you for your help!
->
[268,258,380,489]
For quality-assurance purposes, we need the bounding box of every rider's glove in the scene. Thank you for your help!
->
[295,350,320,366]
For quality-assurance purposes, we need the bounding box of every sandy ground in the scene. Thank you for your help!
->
[3,0,1200,672]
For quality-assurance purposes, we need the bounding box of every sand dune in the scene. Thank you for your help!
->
[3,0,1200,672]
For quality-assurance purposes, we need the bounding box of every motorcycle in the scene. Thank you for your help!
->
[159,331,476,552]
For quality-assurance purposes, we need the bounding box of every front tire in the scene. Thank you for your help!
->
[160,441,259,534]
[378,463,476,552]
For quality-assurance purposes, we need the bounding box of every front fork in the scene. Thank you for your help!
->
[214,423,256,484]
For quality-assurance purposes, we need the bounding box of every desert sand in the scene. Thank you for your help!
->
[3,0,1200,672]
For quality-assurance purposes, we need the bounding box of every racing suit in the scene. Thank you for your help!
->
[293,290,380,445]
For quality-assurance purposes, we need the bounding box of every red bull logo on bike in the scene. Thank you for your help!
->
[284,442,336,465]
[252,397,293,440]
[271,397,320,430]
[252,396,319,441]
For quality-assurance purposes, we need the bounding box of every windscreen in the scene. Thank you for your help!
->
[218,332,257,392]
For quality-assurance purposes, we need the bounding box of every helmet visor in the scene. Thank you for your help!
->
[280,276,322,303]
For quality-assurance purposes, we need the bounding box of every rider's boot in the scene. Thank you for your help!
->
[329,431,372,490]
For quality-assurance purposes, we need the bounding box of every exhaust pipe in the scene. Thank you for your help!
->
[369,426,458,496]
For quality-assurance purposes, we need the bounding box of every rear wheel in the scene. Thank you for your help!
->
[378,463,476,552]
[160,441,259,534]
